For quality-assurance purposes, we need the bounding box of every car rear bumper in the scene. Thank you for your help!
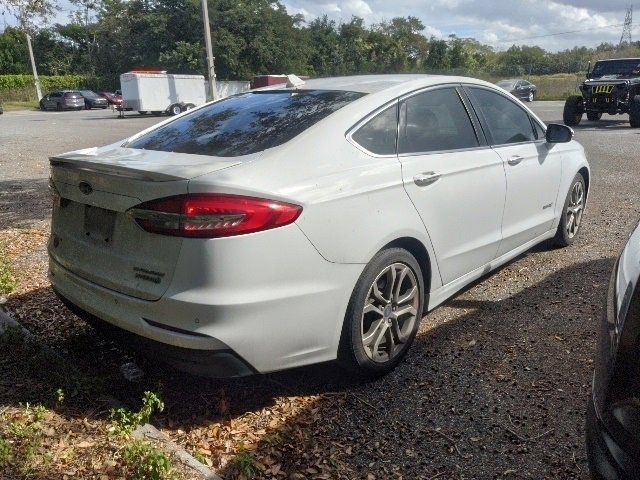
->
[49,224,363,375]
[55,289,256,377]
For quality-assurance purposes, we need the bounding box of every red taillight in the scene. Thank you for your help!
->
[128,194,302,238]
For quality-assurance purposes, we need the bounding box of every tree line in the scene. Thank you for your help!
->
[1,0,639,84]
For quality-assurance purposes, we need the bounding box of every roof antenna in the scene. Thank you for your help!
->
[286,74,305,88]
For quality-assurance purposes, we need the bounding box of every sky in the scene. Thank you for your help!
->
[1,0,638,52]
[281,0,638,51]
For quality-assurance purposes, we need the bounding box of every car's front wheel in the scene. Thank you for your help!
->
[563,95,583,126]
[630,95,640,128]
[339,248,424,377]
[553,173,586,247]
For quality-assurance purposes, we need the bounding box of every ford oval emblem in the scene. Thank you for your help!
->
[78,181,93,195]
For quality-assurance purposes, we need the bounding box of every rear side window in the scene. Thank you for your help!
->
[351,104,398,155]
[398,88,478,154]
[467,87,536,145]
[127,90,365,157]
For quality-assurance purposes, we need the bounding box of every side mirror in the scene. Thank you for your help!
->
[546,123,574,143]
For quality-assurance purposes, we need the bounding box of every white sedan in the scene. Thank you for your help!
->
[48,75,590,377]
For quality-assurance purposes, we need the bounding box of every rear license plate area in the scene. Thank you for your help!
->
[84,205,116,244]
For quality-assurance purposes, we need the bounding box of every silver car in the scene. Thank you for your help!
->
[39,91,85,111]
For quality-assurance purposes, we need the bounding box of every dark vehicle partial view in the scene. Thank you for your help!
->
[496,79,537,102]
[564,58,640,127]
[587,220,640,479]
[99,91,123,107]
[79,90,109,109]
[39,91,85,111]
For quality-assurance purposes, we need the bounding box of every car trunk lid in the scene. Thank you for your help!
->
[49,147,244,300]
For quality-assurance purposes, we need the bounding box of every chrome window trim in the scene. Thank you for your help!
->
[345,99,400,159]
[397,144,493,158]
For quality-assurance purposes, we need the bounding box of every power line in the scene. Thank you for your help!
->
[497,22,634,43]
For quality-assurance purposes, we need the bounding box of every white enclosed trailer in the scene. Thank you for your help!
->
[120,72,207,116]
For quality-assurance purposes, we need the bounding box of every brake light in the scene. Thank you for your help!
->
[128,194,302,238]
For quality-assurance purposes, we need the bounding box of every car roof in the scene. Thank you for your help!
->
[258,74,498,94]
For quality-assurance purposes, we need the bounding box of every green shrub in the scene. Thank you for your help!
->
[110,391,165,435]
[124,441,174,480]
[0,75,117,102]
[0,242,16,295]
[0,437,12,468]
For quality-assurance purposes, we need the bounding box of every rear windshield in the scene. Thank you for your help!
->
[126,89,365,157]
[80,90,99,98]
[64,91,81,97]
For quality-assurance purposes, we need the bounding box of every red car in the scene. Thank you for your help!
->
[98,91,123,107]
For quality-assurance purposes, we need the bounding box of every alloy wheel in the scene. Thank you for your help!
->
[361,263,419,363]
[566,181,584,239]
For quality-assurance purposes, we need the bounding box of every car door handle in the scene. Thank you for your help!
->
[507,155,524,166]
[413,172,441,187]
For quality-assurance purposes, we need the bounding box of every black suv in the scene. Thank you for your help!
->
[563,58,640,127]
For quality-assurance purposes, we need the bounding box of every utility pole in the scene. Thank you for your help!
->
[25,33,42,101]
[201,0,218,101]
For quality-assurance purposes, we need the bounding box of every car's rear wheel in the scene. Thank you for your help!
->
[563,95,583,126]
[587,111,602,121]
[39,102,46,111]
[553,173,586,247]
[339,248,424,377]
[630,95,640,128]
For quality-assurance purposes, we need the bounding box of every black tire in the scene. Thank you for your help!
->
[39,102,46,111]
[586,111,602,121]
[338,248,424,377]
[563,95,583,126]
[138,111,148,115]
[184,103,196,111]
[630,95,640,128]
[56,103,62,112]
[169,103,183,116]
[151,111,163,116]
[553,173,586,248]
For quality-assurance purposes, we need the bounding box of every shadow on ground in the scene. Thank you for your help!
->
[1,254,614,479]
[0,178,50,229]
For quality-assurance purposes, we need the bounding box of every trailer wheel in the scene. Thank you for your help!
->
[151,111,163,116]
[169,104,183,116]
[184,103,195,111]
[138,111,148,115]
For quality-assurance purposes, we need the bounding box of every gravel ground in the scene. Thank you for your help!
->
[1,103,640,479]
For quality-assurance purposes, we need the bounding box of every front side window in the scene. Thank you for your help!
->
[467,87,536,145]
[398,88,478,154]
[351,104,398,155]
[127,90,365,157]
[531,118,546,140]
